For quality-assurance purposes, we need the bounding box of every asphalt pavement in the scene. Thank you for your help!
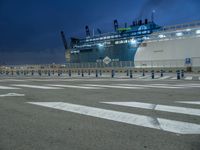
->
[0,77,200,150]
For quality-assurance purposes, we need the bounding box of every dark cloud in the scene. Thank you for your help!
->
[0,0,200,65]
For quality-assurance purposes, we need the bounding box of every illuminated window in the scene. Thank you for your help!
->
[196,30,200,34]
[176,32,183,37]
[158,34,166,38]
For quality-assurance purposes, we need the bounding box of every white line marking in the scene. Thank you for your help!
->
[46,84,103,89]
[171,77,177,80]
[102,101,200,116]
[0,86,20,89]
[160,76,171,80]
[176,101,200,105]
[11,84,63,89]
[115,84,186,89]
[27,102,200,134]
[138,75,151,79]
[0,93,25,97]
[185,76,193,80]
[83,84,145,89]
[173,84,200,88]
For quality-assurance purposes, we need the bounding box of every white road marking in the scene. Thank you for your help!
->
[174,84,200,88]
[160,76,171,80]
[115,84,186,89]
[46,84,104,89]
[0,93,25,97]
[0,79,27,82]
[102,101,200,116]
[28,102,200,134]
[176,101,200,105]
[0,86,20,89]
[185,76,193,80]
[138,75,151,79]
[171,77,177,80]
[83,84,145,89]
[11,84,63,89]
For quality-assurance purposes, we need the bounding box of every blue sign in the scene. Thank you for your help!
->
[185,58,191,64]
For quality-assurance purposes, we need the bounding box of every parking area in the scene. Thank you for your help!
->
[0,77,200,150]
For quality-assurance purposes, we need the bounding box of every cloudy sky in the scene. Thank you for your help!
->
[0,0,200,65]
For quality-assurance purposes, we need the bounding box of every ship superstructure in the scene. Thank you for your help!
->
[61,19,200,70]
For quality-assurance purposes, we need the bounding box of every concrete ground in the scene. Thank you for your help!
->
[0,77,200,150]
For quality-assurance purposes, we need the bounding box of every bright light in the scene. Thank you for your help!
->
[176,32,183,37]
[158,34,166,38]
[98,43,104,47]
[186,28,192,32]
[196,30,200,34]
[130,39,137,45]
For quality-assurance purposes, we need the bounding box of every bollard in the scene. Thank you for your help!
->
[81,70,84,77]
[31,70,34,76]
[38,70,41,76]
[99,70,102,76]
[58,70,60,76]
[11,71,14,76]
[111,70,115,78]
[88,70,90,76]
[130,70,133,78]
[96,70,98,78]
[142,70,145,76]
[69,70,71,77]
[151,70,155,79]
[78,70,80,76]
[177,70,180,80]
[48,71,50,76]
[161,70,164,77]
[181,70,184,78]
[52,70,55,75]
[126,70,129,76]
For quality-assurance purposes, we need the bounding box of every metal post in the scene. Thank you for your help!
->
[161,70,164,77]
[130,70,133,78]
[151,70,155,79]
[82,70,84,77]
[111,70,115,78]
[99,70,102,76]
[142,70,145,76]
[126,69,129,76]
[181,70,184,78]
[69,70,71,77]
[48,70,50,76]
[96,70,98,78]
[177,70,180,80]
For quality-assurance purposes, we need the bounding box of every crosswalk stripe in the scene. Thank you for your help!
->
[46,84,104,89]
[115,84,186,89]
[0,93,25,97]
[185,76,193,80]
[27,102,200,134]
[0,85,20,89]
[83,84,145,89]
[176,101,200,105]
[173,84,200,88]
[102,101,200,116]
[11,84,63,89]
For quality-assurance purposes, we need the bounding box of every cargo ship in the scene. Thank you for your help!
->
[61,18,200,70]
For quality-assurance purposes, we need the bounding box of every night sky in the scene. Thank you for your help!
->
[0,0,200,65]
